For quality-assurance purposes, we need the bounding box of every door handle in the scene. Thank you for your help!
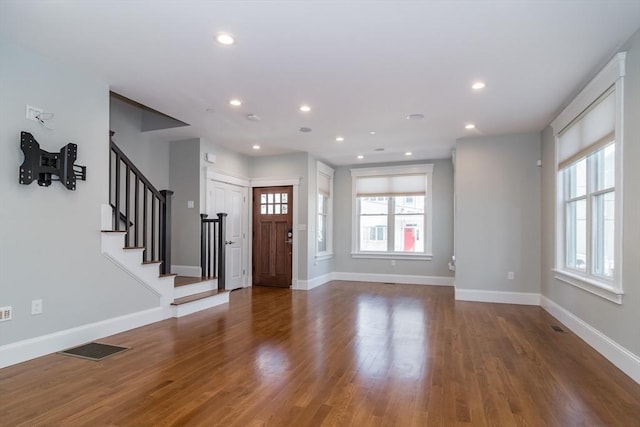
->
[226,240,235,245]
[285,239,293,244]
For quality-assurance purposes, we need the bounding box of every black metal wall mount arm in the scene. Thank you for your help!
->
[19,131,86,190]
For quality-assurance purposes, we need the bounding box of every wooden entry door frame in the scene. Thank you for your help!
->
[249,177,300,288]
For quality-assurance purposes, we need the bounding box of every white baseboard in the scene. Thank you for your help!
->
[294,273,333,290]
[172,265,201,277]
[540,296,640,384]
[333,272,454,286]
[0,306,170,369]
[455,289,541,305]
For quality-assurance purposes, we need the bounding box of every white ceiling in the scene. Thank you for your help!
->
[1,1,639,165]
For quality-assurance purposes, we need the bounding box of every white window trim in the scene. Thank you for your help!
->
[350,164,434,260]
[316,161,334,260]
[550,52,625,304]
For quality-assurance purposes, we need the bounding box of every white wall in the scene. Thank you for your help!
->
[0,41,158,346]
[455,133,541,295]
[109,97,170,191]
[540,29,640,357]
[332,159,454,280]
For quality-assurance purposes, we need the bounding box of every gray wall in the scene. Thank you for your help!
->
[109,97,170,191]
[333,159,454,278]
[0,41,158,345]
[455,132,541,293]
[250,152,310,280]
[541,29,640,356]
[170,138,201,267]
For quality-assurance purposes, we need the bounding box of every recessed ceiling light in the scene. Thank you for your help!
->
[374,148,384,152]
[299,127,312,133]
[336,136,344,142]
[216,33,235,45]
[465,123,476,129]
[299,105,311,113]
[252,145,261,150]
[369,131,376,135]
[405,152,413,156]
[229,98,242,107]
[407,113,425,120]
[357,155,364,159]
[472,81,486,90]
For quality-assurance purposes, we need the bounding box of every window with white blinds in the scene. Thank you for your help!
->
[351,164,433,259]
[551,52,625,303]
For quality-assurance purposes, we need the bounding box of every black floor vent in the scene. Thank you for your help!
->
[58,342,129,361]
[551,325,566,333]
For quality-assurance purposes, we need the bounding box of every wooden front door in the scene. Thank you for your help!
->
[252,186,292,288]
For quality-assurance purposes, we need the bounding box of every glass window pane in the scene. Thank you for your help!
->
[318,194,325,214]
[274,204,281,214]
[318,214,326,253]
[593,143,616,191]
[593,192,615,277]
[395,196,424,214]
[281,193,288,203]
[267,193,273,203]
[566,199,586,271]
[566,159,587,199]
[281,204,288,214]
[261,205,266,214]
[260,194,267,204]
[360,197,388,215]
[393,215,424,252]
[275,193,281,203]
[267,204,273,214]
[359,215,387,251]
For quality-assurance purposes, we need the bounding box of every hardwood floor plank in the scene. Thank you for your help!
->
[1,281,638,426]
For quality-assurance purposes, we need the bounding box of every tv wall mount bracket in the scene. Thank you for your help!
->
[19,131,86,190]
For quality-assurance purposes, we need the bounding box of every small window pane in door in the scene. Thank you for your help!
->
[282,193,288,203]
[275,193,281,203]
[261,204,267,214]
[275,204,281,214]
[282,204,288,214]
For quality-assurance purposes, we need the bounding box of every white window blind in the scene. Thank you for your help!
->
[558,88,615,168]
[355,174,426,197]
[318,172,331,196]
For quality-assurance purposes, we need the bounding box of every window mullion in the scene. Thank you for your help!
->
[586,155,593,275]
[388,197,394,252]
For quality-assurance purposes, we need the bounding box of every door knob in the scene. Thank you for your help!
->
[226,240,235,245]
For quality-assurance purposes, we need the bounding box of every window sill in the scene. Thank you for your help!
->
[553,269,623,304]
[351,252,433,261]
[315,253,333,261]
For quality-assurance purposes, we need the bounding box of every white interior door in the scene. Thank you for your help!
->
[207,179,248,290]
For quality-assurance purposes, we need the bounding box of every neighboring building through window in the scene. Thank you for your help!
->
[551,52,625,304]
[351,164,433,259]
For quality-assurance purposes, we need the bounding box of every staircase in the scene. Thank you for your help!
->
[101,227,229,318]
[103,132,229,318]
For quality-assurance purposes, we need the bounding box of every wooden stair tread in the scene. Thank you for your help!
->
[171,290,227,305]
[174,276,216,287]
[123,246,145,250]
[142,260,162,265]
[101,230,126,233]
[159,273,178,278]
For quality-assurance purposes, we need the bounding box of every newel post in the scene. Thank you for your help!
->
[160,190,174,275]
[217,213,227,290]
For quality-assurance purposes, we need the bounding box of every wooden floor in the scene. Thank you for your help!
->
[1,282,638,426]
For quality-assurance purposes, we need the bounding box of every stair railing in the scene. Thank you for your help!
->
[109,131,173,274]
[200,213,227,290]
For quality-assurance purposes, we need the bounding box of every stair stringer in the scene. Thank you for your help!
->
[101,231,175,311]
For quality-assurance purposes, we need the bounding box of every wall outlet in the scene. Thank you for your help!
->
[0,306,12,321]
[26,105,43,121]
[507,272,514,280]
[31,299,43,315]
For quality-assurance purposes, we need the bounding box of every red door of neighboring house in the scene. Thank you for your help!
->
[404,227,415,252]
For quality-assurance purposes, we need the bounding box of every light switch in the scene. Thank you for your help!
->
[187,201,194,209]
